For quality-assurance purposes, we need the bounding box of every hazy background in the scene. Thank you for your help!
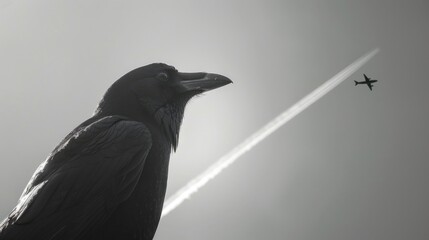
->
[1,0,428,239]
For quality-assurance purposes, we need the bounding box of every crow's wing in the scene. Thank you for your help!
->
[0,116,152,239]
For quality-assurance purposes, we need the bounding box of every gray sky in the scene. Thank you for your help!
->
[0,0,428,240]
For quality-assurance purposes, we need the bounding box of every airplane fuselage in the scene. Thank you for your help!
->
[355,80,377,84]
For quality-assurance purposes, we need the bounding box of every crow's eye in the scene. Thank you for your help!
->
[156,72,169,82]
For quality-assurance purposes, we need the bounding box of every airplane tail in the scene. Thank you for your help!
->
[354,80,358,86]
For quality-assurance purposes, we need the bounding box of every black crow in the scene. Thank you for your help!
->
[0,63,232,240]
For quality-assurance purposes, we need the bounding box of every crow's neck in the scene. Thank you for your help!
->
[94,95,193,150]
[153,102,187,151]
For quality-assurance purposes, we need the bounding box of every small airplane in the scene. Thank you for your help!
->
[354,74,378,91]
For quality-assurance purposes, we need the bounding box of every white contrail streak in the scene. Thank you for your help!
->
[161,48,380,218]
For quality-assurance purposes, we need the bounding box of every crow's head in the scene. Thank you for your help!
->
[95,63,232,149]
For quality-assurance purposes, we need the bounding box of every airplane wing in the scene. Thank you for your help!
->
[364,74,370,81]
[368,84,373,91]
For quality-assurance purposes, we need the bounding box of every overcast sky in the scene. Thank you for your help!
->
[0,1,428,240]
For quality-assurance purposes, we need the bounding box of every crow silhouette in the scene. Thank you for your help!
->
[0,63,232,240]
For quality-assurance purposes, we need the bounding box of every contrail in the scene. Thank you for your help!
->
[161,48,380,218]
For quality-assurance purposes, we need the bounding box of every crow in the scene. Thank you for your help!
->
[0,63,232,240]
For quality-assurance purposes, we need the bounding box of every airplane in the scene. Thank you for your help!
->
[354,74,378,91]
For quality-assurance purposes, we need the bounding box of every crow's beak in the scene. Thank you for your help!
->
[179,72,232,92]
